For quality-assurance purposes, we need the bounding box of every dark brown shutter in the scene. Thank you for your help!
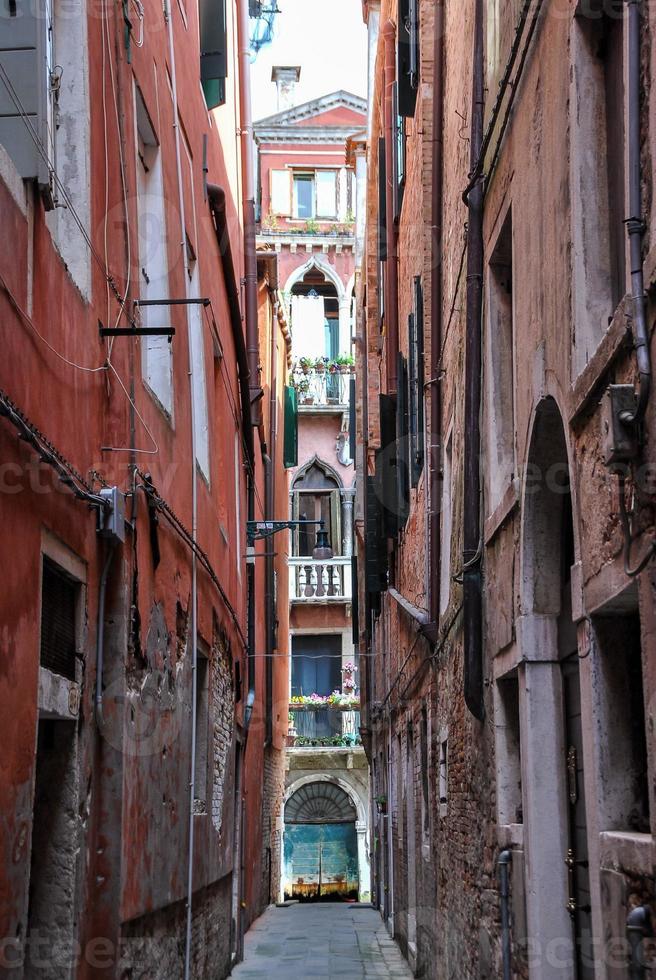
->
[40,558,78,681]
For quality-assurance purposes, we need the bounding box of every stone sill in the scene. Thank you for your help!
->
[568,299,633,424]
[484,479,520,546]
[598,831,653,873]
[298,403,349,415]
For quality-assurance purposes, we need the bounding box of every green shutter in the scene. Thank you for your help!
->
[200,0,227,109]
[283,385,298,469]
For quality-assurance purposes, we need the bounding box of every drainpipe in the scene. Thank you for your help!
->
[498,850,512,980]
[237,0,259,736]
[383,19,398,394]
[462,0,485,721]
[627,905,652,980]
[165,7,200,979]
[94,539,118,729]
[264,292,279,747]
[428,0,445,634]
[621,0,652,429]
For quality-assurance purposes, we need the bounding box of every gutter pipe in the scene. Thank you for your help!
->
[237,0,259,735]
[621,0,652,428]
[94,539,118,729]
[463,0,485,721]
[498,850,512,980]
[428,0,445,634]
[383,19,399,393]
[627,905,652,980]
[164,7,200,978]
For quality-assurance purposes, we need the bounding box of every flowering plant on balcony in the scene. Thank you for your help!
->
[341,662,358,693]
[289,690,360,708]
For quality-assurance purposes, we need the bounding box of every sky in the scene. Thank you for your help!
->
[250,0,368,121]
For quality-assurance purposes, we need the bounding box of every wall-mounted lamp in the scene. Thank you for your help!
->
[246,519,333,561]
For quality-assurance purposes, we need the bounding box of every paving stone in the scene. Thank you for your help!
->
[230,905,413,979]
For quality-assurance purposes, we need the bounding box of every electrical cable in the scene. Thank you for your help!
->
[0,272,107,374]
[137,472,247,646]
[617,471,656,577]
[0,385,107,507]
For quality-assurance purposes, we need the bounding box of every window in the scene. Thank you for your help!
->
[290,170,338,220]
[291,462,341,557]
[495,674,523,825]
[194,649,210,813]
[420,707,430,846]
[293,173,314,219]
[397,0,420,117]
[485,209,514,511]
[316,170,337,219]
[270,168,292,216]
[291,635,343,738]
[438,732,448,814]
[571,0,626,373]
[188,257,210,480]
[439,429,453,614]
[392,82,406,219]
[199,0,227,108]
[409,277,425,486]
[40,557,79,681]
[594,610,649,833]
[0,0,91,290]
[135,86,173,415]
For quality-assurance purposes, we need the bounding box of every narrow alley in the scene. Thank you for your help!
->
[2,0,656,976]
[231,904,414,980]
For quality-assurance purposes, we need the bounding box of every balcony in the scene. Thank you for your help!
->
[292,365,354,410]
[289,556,352,602]
[288,702,361,748]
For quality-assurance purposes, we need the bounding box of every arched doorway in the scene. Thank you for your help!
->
[283,781,359,902]
[519,397,592,980]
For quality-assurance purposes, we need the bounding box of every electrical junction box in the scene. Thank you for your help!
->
[600,385,639,465]
[99,486,126,542]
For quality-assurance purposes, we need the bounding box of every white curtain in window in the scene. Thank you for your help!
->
[291,294,326,358]
[316,171,337,218]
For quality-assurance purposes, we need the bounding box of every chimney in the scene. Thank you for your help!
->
[271,66,301,111]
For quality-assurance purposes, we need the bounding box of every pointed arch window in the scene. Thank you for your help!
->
[291,460,342,557]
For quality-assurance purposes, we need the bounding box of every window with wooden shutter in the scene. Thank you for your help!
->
[379,393,399,537]
[270,169,292,216]
[378,138,387,263]
[396,352,410,526]
[409,277,425,486]
[200,0,227,109]
[40,557,79,681]
[392,82,406,220]
[283,385,298,468]
[397,0,420,118]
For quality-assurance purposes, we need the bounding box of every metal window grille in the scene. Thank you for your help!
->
[40,557,78,681]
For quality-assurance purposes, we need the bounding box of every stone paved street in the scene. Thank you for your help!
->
[230,903,414,979]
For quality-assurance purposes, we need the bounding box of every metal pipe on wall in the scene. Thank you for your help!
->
[622,0,652,427]
[498,850,512,980]
[627,905,652,980]
[462,0,485,722]
[382,19,399,394]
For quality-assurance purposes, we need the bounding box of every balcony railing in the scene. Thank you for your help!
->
[292,367,354,408]
[289,556,352,602]
[288,706,361,747]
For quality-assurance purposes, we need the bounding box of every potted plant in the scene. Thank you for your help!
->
[328,359,339,375]
[315,357,326,373]
[304,219,319,235]
[336,353,355,374]
[299,356,312,374]
[374,794,388,815]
